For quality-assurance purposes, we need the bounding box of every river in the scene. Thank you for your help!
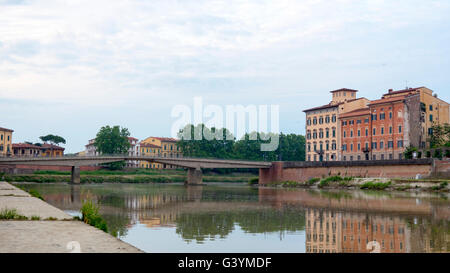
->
[18,182,450,253]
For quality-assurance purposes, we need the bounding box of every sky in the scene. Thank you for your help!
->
[1,0,449,153]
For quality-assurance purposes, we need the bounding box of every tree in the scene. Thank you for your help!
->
[94,125,131,170]
[429,123,450,148]
[176,124,306,165]
[404,146,418,159]
[39,134,66,157]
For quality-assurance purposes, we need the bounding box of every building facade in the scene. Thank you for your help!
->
[139,143,162,169]
[0,127,13,157]
[40,144,65,157]
[12,143,64,157]
[304,89,369,162]
[139,137,182,169]
[340,87,450,161]
[12,143,42,157]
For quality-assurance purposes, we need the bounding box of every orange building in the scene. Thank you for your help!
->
[340,214,410,253]
[339,108,371,161]
[339,86,450,161]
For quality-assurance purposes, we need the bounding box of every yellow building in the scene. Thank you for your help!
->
[139,143,162,169]
[0,127,13,157]
[40,144,65,157]
[304,89,370,161]
[139,137,182,169]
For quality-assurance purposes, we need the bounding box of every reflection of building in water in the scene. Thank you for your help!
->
[409,219,449,253]
[340,213,410,253]
[306,208,411,253]
[306,209,342,253]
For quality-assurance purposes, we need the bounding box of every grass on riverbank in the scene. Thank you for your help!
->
[3,172,256,184]
[0,208,28,220]
[268,175,449,193]
[81,200,108,232]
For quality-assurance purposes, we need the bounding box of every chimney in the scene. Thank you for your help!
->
[388,89,393,93]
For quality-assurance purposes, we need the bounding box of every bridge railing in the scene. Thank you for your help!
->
[1,153,273,164]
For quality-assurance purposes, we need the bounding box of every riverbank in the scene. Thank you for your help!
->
[1,169,257,184]
[267,176,450,193]
[0,182,143,253]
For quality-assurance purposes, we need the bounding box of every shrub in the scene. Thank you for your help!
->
[248,177,259,185]
[445,150,450,158]
[434,149,443,160]
[404,146,418,159]
[281,181,300,187]
[360,181,391,190]
[307,178,320,185]
[81,200,108,232]
[0,208,28,220]
[318,180,329,188]
[426,151,431,158]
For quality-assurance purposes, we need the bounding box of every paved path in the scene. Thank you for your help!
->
[0,182,143,253]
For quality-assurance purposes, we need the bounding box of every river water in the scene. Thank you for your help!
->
[18,183,449,253]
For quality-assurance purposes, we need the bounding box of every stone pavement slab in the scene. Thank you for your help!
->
[0,182,72,220]
[0,221,143,253]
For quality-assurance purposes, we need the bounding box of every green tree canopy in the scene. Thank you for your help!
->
[93,125,131,170]
[39,134,66,146]
[94,125,131,155]
[176,124,306,162]
[429,123,450,148]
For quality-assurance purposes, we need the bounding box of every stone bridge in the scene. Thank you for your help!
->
[0,156,272,185]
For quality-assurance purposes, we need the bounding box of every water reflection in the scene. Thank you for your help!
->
[19,183,449,253]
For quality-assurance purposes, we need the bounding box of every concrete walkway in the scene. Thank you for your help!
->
[0,182,143,253]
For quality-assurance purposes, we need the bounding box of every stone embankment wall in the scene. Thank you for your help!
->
[259,159,450,185]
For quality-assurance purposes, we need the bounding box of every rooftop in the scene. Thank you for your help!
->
[339,107,370,119]
[330,88,358,93]
[147,137,178,143]
[41,144,65,150]
[369,95,407,106]
[382,87,425,97]
[12,143,41,149]
[0,127,14,132]
[303,102,341,113]
[139,143,161,149]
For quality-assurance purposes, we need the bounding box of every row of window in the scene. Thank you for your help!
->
[307,154,337,161]
[0,145,10,152]
[343,126,402,138]
[307,115,337,126]
[342,140,403,152]
[307,128,337,140]
[343,153,403,161]
[307,142,337,152]
[0,135,11,141]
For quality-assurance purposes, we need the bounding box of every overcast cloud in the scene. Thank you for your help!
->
[1,0,449,152]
